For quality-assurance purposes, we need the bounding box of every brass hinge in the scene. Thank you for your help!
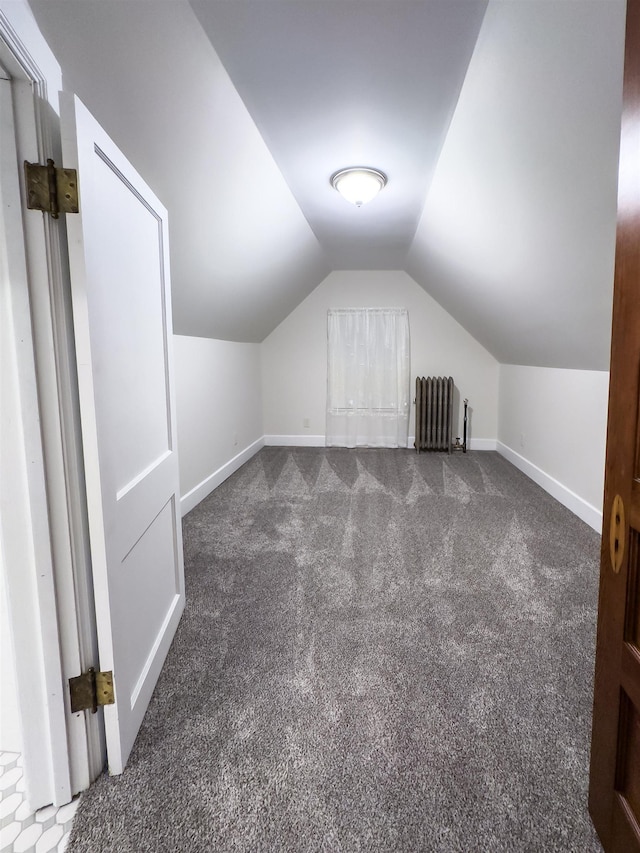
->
[69,667,114,714]
[24,159,79,219]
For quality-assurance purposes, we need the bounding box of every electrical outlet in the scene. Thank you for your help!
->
[303,418,310,429]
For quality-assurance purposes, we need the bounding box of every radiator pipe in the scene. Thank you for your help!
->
[463,398,468,453]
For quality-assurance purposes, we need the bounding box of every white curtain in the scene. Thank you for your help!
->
[326,308,410,448]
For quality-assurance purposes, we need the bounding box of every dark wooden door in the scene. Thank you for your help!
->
[589,2,640,850]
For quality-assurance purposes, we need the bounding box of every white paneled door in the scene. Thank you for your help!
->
[61,95,185,774]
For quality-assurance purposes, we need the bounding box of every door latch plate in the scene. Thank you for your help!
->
[610,493,625,574]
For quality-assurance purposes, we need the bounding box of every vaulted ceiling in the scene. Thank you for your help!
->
[27,0,626,369]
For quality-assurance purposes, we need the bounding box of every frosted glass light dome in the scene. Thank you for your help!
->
[331,167,387,207]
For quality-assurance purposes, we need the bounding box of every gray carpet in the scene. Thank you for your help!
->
[68,449,603,852]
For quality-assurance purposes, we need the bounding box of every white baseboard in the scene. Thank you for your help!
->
[266,435,497,450]
[407,436,496,451]
[468,438,497,451]
[264,435,326,447]
[180,437,265,516]
[497,441,602,533]
[180,437,601,534]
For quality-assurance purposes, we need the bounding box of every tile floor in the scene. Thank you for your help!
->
[0,752,79,853]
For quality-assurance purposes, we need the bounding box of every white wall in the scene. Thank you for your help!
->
[261,270,499,447]
[173,335,264,515]
[498,365,609,531]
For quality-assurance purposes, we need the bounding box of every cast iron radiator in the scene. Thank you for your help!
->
[414,376,454,453]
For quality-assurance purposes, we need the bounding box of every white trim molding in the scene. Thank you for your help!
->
[266,435,497,450]
[497,441,603,533]
[180,437,265,516]
[468,438,498,451]
[264,435,326,447]
[0,1,101,807]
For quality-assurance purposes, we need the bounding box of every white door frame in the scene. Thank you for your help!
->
[0,2,103,807]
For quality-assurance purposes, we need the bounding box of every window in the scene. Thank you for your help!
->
[326,308,410,447]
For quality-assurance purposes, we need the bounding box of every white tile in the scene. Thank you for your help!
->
[13,821,43,852]
[0,791,22,825]
[15,799,36,825]
[0,820,22,851]
[35,823,64,853]
[35,804,57,829]
[0,754,77,852]
[54,799,79,827]
[0,767,21,793]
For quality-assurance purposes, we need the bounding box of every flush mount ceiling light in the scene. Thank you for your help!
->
[330,167,387,207]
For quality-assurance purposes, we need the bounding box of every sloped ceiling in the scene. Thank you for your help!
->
[27,0,625,368]
[406,0,626,369]
[190,0,488,270]
[26,0,330,342]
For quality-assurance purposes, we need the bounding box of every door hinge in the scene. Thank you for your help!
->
[69,667,114,714]
[24,159,79,219]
